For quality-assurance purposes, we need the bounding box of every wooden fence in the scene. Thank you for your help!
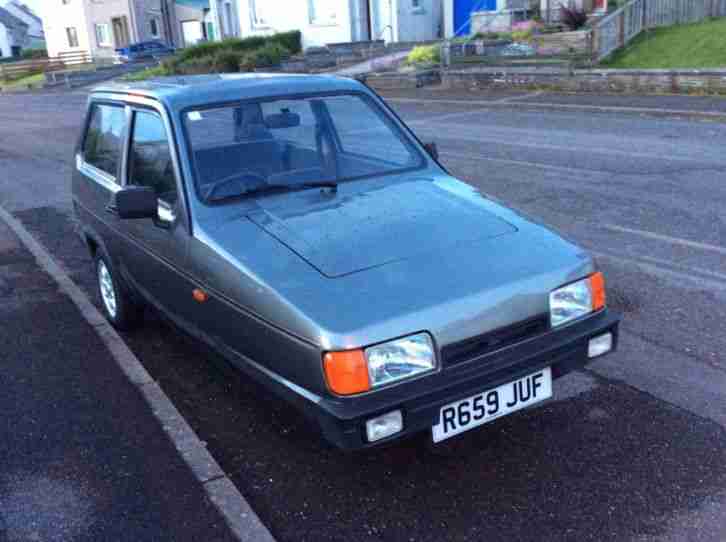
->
[0,51,92,81]
[594,0,726,60]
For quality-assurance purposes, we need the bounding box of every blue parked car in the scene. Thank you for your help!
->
[116,41,175,62]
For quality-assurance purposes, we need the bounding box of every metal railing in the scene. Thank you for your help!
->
[594,0,726,60]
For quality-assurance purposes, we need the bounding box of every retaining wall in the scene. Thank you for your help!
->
[443,68,726,93]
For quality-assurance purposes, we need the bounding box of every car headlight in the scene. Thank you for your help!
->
[323,333,436,395]
[550,272,606,327]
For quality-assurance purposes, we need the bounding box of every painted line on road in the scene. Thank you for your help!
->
[406,92,544,125]
[440,149,607,175]
[416,123,724,164]
[592,250,726,292]
[385,96,726,121]
[604,224,726,256]
[0,205,275,542]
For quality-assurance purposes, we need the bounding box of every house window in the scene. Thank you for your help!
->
[308,0,338,25]
[249,0,270,27]
[150,18,159,38]
[66,27,79,48]
[95,24,111,46]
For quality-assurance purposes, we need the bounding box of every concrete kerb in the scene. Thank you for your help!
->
[0,204,275,542]
[384,95,726,122]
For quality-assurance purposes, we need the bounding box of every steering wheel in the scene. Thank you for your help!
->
[205,171,267,201]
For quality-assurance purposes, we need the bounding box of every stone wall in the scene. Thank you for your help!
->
[441,67,726,94]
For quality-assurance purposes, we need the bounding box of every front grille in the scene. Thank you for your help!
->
[442,315,550,368]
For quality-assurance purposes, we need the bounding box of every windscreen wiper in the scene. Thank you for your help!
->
[206,181,338,204]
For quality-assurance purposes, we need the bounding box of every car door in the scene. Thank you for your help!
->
[115,102,197,322]
[74,100,127,262]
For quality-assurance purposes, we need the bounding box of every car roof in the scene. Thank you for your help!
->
[93,73,366,111]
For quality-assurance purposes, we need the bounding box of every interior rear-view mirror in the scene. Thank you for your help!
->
[424,141,439,161]
[265,112,301,129]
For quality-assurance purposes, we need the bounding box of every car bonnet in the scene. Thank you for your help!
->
[245,177,518,278]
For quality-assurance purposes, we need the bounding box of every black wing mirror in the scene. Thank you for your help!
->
[424,141,439,161]
[108,187,158,220]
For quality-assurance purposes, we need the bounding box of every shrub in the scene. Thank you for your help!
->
[214,50,245,72]
[560,6,588,30]
[474,31,500,40]
[176,54,217,75]
[406,44,441,65]
[512,29,533,41]
[125,65,168,81]
[177,36,266,62]
[249,42,290,67]
[21,48,47,59]
[270,30,302,55]
[496,31,514,40]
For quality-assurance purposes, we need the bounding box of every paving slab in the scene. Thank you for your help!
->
[0,217,239,542]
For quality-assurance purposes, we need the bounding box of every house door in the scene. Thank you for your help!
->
[112,17,130,48]
[370,0,394,41]
[181,20,204,46]
[454,0,481,36]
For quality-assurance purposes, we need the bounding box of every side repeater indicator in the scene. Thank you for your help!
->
[193,288,209,303]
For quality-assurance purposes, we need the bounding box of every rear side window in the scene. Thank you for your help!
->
[128,111,178,204]
[83,103,126,179]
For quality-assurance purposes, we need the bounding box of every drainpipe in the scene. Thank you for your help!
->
[127,0,140,44]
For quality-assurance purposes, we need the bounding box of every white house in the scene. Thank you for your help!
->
[0,1,44,49]
[41,0,176,59]
[237,0,442,50]
[0,5,27,58]
[172,0,239,46]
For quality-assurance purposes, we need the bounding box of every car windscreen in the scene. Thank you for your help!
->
[183,93,426,203]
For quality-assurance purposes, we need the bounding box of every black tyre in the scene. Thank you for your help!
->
[95,254,143,330]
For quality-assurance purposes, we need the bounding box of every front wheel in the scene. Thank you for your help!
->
[96,254,143,330]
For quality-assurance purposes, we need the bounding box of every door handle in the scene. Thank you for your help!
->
[105,204,119,216]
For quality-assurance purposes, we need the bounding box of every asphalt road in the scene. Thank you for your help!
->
[1,88,726,542]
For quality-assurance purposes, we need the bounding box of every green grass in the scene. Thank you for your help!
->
[604,18,726,69]
[124,65,169,82]
[0,72,45,91]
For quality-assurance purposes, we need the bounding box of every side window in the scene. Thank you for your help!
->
[128,111,178,204]
[83,103,126,179]
[325,96,416,167]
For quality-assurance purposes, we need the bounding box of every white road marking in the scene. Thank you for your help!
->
[592,250,726,292]
[604,224,726,256]
[415,122,721,164]
[440,149,606,175]
[405,92,544,125]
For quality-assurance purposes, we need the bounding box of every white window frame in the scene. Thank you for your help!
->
[66,26,79,48]
[95,23,111,47]
[308,0,338,26]
[149,17,160,38]
[249,0,270,28]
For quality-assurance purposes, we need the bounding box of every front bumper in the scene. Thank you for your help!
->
[313,309,620,450]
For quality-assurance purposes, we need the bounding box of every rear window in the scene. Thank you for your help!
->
[83,103,126,179]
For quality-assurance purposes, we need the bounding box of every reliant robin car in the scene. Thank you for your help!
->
[72,74,620,449]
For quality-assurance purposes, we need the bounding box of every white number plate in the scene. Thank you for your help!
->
[432,367,552,443]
